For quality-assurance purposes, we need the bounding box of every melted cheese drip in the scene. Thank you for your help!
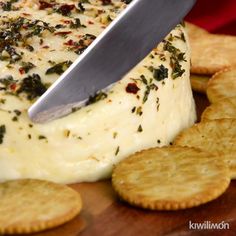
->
[0,0,196,183]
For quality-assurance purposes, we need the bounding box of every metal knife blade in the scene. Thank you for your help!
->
[28,0,196,123]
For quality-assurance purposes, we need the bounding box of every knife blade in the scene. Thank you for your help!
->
[28,0,196,123]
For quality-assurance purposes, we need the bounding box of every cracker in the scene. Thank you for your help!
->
[185,22,208,39]
[112,147,230,210]
[207,67,236,103]
[0,179,82,235]
[202,96,236,121]
[190,74,210,93]
[174,119,236,179]
[190,34,236,75]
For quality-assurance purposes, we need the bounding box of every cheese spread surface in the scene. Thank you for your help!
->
[0,0,196,183]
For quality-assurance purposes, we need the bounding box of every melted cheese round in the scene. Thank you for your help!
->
[0,0,196,183]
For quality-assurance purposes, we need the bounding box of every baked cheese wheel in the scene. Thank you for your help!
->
[0,0,196,183]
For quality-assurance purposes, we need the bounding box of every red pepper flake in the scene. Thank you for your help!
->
[126,83,140,94]
[58,4,75,16]
[39,0,54,10]
[42,45,49,49]
[101,0,112,5]
[10,83,17,91]
[19,68,25,75]
[88,21,94,25]
[22,24,28,29]
[64,39,75,46]
[54,31,72,36]
[61,20,72,24]
[22,13,31,16]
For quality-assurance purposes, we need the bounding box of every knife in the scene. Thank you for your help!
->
[28,0,196,123]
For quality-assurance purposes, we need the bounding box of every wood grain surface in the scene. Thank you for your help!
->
[24,93,236,236]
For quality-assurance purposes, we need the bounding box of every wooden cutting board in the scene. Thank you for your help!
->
[28,93,236,236]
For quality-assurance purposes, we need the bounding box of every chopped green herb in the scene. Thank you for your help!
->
[141,77,158,104]
[131,107,136,113]
[17,74,47,100]
[163,41,179,54]
[0,75,17,89]
[180,33,186,42]
[168,34,174,42]
[71,107,81,113]
[171,59,185,79]
[136,106,143,116]
[177,52,186,62]
[1,0,18,11]
[113,132,118,139]
[64,129,71,137]
[12,116,18,121]
[78,2,85,12]
[159,54,166,61]
[180,21,185,27]
[24,20,55,38]
[137,125,143,132]
[143,88,150,104]
[115,146,120,156]
[46,61,72,75]
[0,45,22,63]
[175,33,186,42]
[74,34,96,55]
[140,75,148,85]
[19,62,35,74]
[25,45,34,52]
[0,99,6,104]
[149,54,155,59]
[0,125,6,144]
[70,18,86,29]
[106,15,112,22]
[86,91,107,105]
[122,0,133,4]
[153,65,168,81]
[163,40,186,79]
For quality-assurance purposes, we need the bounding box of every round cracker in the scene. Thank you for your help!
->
[174,119,236,179]
[0,179,82,235]
[207,67,236,103]
[112,147,230,211]
[190,74,210,93]
[190,34,236,75]
[202,96,236,121]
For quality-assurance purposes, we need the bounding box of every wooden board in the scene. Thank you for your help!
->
[27,93,236,236]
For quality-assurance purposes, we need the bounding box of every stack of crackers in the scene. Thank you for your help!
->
[186,22,236,94]
[112,24,236,210]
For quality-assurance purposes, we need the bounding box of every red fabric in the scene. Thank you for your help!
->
[185,0,236,35]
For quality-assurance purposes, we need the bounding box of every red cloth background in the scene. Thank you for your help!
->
[185,0,236,35]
